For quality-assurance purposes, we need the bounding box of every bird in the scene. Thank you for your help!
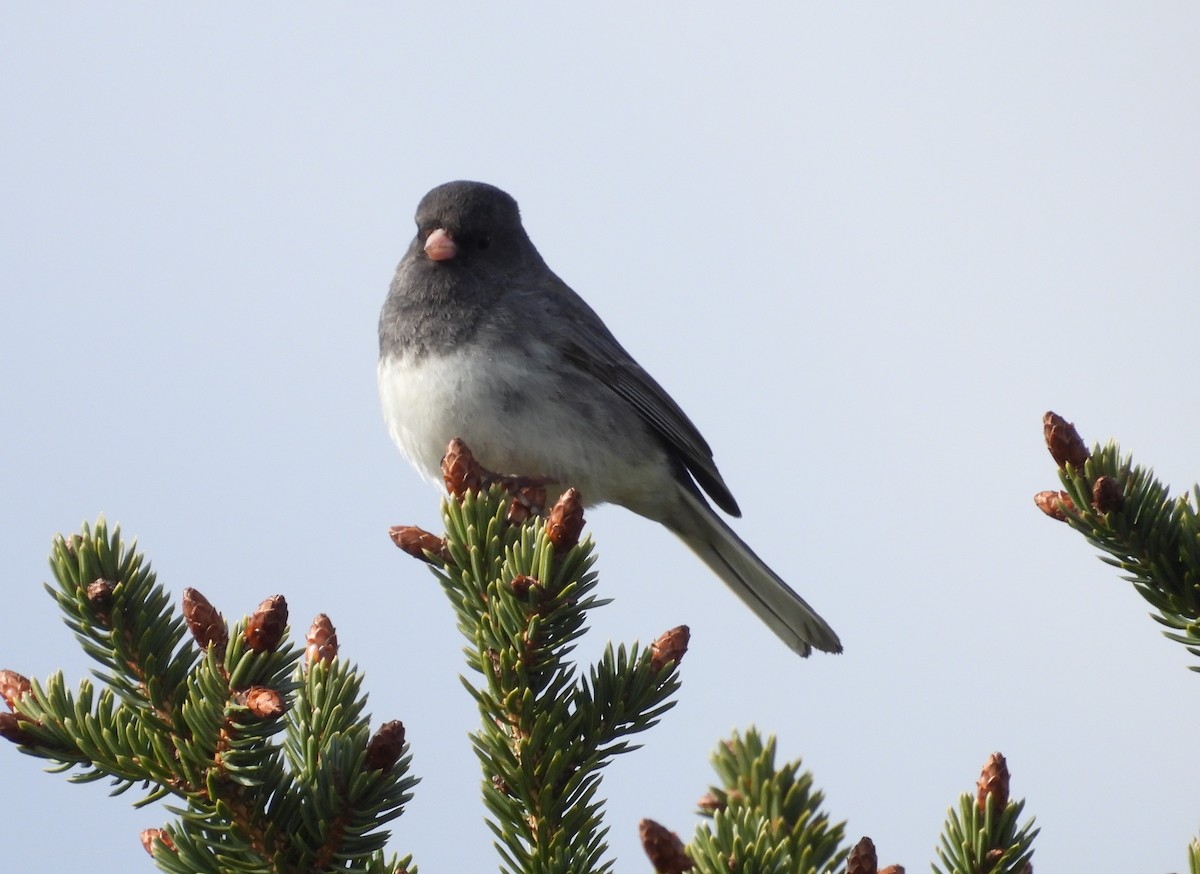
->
[377,181,841,656]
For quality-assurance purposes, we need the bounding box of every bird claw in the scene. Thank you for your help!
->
[490,475,549,524]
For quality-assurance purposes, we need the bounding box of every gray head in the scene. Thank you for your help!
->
[408,181,539,273]
[380,181,545,358]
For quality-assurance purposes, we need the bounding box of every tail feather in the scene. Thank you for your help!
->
[667,488,842,657]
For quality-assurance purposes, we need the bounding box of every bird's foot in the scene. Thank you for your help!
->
[489,474,550,524]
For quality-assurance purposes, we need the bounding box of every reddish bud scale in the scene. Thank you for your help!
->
[0,711,38,746]
[546,488,585,551]
[86,578,116,610]
[305,613,339,664]
[244,595,288,653]
[140,828,176,856]
[389,525,450,564]
[977,751,1011,812]
[879,866,906,874]
[240,686,286,720]
[639,819,693,873]
[650,625,690,673]
[695,792,723,813]
[846,836,878,874]
[510,575,538,598]
[1033,490,1074,522]
[364,720,407,772]
[0,669,31,711]
[441,437,483,496]
[182,587,228,653]
[1043,411,1089,470]
[1092,476,1124,513]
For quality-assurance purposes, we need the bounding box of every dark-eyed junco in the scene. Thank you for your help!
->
[378,181,840,656]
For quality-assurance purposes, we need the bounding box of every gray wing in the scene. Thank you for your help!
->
[529,275,742,517]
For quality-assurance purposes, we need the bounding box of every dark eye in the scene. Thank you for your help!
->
[476,235,491,250]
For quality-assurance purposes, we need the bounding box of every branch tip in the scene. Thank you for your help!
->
[364,720,406,772]
[1033,490,1074,522]
[846,836,878,874]
[977,751,1010,812]
[442,437,483,496]
[182,587,228,654]
[0,711,38,746]
[0,669,31,712]
[650,625,690,673]
[389,525,450,564]
[140,828,176,856]
[639,818,693,873]
[546,488,585,551]
[305,613,339,664]
[244,595,288,653]
[1043,411,1089,470]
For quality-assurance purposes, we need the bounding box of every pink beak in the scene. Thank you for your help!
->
[424,228,457,261]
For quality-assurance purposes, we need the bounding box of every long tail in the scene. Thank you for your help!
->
[665,487,841,657]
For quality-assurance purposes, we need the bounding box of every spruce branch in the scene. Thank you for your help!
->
[390,439,687,874]
[932,753,1036,874]
[687,728,847,874]
[1035,411,1200,666]
[4,520,417,873]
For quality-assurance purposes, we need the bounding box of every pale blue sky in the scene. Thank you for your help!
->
[3,5,1199,872]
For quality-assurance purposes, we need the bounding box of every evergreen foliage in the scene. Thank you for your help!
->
[50,417,1200,869]
[3,518,416,873]
[1039,420,1200,664]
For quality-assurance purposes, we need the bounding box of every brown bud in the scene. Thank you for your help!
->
[364,720,406,772]
[442,437,483,497]
[650,625,690,673]
[0,669,31,712]
[389,525,450,564]
[239,686,286,720]
[244,595,288,653]
[1092,476,1124,513]
[1033,490,1075,522]
[510,574,538,599]
[977,752,1010,812]
[0,711,38,746]
[846,836,878,874]
[879,867,906,874]
[305,613,339,664]
[545,488,585,551]
[1043,412,1089,470]
[140,828,176,856]
[696,792,723,814]
[182,588,228,654]
[86,578,116,611]
[639,819,692,873]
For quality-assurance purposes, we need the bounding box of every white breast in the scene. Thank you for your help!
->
[377,347,675,514]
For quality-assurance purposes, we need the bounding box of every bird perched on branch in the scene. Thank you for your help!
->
[378,180,840,656]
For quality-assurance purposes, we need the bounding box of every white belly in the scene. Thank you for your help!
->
[377,347,674,513]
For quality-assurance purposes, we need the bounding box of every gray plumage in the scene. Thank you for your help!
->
[378,181,841,656]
